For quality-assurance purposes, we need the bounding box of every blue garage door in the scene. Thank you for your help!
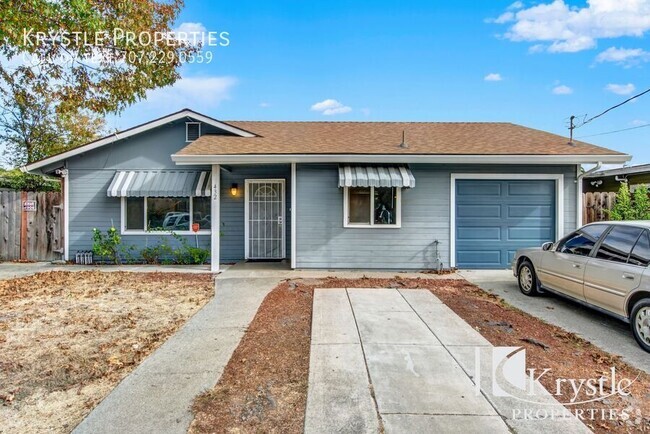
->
[455,179,556,269]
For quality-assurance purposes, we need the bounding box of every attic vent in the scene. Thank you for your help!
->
[186,122,201,142]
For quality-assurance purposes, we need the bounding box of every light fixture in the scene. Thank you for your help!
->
[230,183,238,196]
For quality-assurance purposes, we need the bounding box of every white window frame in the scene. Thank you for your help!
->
[449,173,564,268]
[120,196,211,235]
[185,122,201,142]
[343,186,402,228]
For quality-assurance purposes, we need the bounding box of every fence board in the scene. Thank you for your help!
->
[0,190,62,261]
[583,191,617,224]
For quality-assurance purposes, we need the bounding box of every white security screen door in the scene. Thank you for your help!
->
[245,179,286,259]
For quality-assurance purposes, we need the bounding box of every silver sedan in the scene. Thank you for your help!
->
[512,221,650,353]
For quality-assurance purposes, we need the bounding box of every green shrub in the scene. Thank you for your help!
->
[140,239,173,264]
[171,233,210,264]
[92,227,121,264]
[609,183,650,221]
[0,169,60,191]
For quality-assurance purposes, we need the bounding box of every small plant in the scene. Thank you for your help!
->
[120,244,138,264]
[92,227,122,264]
[171,233,210,264]
[140,239,173,264]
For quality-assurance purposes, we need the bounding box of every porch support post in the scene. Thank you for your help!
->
[291,163,297,269]
[211,164,220,272]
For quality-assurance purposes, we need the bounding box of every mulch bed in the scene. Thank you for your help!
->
[190,276,649,433]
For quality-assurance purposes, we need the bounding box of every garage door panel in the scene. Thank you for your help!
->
[456,182,501,196]
[457,204,501,218]
[456,179,556,269]
[456,250,502,268]
[457,227,501,241]
[507,182,554,196]
[507,204,553,218]
[507,227,553,241]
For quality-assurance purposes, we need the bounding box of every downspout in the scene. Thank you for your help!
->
[576,162,603,227]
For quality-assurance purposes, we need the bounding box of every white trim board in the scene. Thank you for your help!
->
[449,173,565,268]
[172,153,630,165]
[23,109,255,173]
[244,179,286,260]
[211,164,220,272]
[290,163,297,269]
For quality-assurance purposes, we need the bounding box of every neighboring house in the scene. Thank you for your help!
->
[23,109,630,271]
[583,164,650,193]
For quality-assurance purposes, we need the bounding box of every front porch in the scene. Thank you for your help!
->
[211,163,295,272]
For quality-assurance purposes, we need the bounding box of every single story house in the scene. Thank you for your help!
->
[584,164,650,193]
[23,109,630,271]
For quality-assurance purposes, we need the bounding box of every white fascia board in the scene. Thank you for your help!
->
[171,153,631,165]
[23,109,255,173]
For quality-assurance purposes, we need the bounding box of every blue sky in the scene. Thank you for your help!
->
[109,0,649,164]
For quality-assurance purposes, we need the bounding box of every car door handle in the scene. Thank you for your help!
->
[572,263,581,268]
[622,274,635,280]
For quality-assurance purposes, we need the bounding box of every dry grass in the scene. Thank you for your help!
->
[0,270,214,434]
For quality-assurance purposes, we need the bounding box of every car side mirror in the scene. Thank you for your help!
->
[542,242,553,251]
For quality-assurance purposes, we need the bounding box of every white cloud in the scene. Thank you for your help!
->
[173,22,207,43]
[508,1,525,10]
[490,0,650,53]
[484,73,503,81]
[630,119,648,126]
[596,46,650,67]
[552,84,573,95]
[259,102,271,108]
[605,83,636,95]
[144,76,237,110]
[310,99,352,115]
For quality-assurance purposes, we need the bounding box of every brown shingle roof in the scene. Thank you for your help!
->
[175,121,624,156]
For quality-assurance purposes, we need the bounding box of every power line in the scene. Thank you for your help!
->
[577,86,650,128]
[576,122,650,139]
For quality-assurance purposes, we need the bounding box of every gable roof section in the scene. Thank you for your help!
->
[23,109,256,173]
[172,121,629,164]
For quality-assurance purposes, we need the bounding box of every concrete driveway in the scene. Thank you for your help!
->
[460,270,650,374]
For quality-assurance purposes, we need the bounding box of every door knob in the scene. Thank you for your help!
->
[572,264,581,268]
[622,274,635,280]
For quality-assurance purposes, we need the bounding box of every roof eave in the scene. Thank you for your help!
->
[171,153,631,165]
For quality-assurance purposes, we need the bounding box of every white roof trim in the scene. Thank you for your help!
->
[22,109,255,173]
[171,153,631,165]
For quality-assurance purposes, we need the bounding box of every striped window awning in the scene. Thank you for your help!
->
[338,165,415,188]
[107,170,212,197]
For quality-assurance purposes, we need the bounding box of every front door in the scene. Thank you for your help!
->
[245,179,286,260]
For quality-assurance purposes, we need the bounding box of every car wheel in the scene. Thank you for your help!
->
[630,299,650,353]
[517,260,541,296]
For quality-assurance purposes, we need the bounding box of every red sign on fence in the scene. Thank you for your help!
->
[23,200,37,212]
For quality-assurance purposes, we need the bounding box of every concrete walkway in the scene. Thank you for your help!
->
[72,271,281,434]
[305,288,591,434]
[460,270,650,374]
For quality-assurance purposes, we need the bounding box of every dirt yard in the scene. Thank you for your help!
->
[0,270,214,434]
[190,276,649,434]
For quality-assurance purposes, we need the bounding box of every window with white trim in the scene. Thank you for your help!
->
[344,186,401,228]
[186,122,201,142]
[123,196,211,233]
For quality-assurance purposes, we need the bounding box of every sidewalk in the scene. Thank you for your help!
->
[72,271,281,434]
[305,288,591,434]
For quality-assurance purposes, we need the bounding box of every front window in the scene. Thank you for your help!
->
[123,197,210,233]
[557,231,598,256]
[345,186,400,227]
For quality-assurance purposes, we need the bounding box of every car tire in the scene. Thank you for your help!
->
[630,298,650,353]
[517,260,541,296]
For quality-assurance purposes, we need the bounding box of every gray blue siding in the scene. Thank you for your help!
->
[295,164,578,269]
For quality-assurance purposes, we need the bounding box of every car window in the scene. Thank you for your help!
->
[581,224,609,240]
[629,230,650,267]
[557,231,597,256]
[595,225,644,263]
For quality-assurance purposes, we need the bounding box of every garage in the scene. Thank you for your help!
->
[454,178,557,269]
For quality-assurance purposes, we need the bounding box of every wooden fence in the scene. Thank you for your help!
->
[0,190,63,261]
[583,191,617,224]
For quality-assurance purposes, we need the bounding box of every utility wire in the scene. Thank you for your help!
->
[577,86,650,128]
[576,123,650,139]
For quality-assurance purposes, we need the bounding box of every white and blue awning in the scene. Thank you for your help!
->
[107,170,211,197]
[338,165,415,188]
